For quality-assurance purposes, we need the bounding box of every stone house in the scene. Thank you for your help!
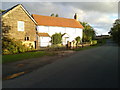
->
[2,4,37,48]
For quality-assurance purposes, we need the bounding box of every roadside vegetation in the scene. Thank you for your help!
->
[2,51,55,64]
[2,37,56,64]
[109,19,120,45]
[73,45,98,51]
[73,21,107,51]
[74,38,106,51]
[80,22,96,42]
[2,37,35,55]
[2,36,106,64]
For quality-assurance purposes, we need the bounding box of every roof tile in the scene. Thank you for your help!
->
[37,33,50,37]
[32,14,84,29]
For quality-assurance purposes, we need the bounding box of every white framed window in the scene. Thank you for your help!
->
[18,21,24,31]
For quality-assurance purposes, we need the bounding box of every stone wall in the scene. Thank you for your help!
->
[2,5,36,43]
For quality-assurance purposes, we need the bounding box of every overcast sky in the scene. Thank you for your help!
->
[2,1,118,35]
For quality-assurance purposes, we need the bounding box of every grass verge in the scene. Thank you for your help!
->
[2,51,55,64]
[74,39,106,51]
[73,45,99,51]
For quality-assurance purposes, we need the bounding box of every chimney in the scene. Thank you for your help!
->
[74,13,78,21]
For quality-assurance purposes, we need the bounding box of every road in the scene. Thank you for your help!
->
[3,39,119,88]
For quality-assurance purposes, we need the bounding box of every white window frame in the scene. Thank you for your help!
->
[18,21,24,31]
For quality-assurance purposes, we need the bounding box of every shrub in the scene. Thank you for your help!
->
[2,37,32,54]
[75,36,81,46]
[2,49,10,55]
[51,33,62,45]
[90,40,97,45]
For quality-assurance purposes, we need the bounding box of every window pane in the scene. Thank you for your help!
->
[18,21,24,31]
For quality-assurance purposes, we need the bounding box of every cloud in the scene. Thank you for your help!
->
[60,2,118,14]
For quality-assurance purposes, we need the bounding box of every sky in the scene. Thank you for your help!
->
[1,1,119,35]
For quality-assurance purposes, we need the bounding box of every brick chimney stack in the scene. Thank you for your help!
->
[74,13,78,21]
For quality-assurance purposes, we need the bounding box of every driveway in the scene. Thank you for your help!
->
[3,39,119,88]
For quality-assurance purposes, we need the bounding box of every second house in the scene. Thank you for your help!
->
[32,13,84,47]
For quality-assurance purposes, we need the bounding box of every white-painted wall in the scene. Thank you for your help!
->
[39,37,51,47]
[37,25,83,47]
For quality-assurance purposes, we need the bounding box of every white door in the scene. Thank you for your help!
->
[40,37,51,47]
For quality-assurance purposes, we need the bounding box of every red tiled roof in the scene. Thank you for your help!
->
[37,33,50,37]
[32,14,84,29]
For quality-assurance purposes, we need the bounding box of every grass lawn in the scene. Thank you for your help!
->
[2,51,55,64]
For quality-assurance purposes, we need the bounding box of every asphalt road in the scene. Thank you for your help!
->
[3,39,119,88]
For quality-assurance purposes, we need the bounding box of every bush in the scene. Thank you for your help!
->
[90,40,97,45]
[2,37,32,55]
[51,33,62,45]
[75,36,81,46]
[2,49,10,55]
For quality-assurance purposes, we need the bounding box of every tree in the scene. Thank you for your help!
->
[109,19,120,45]
[0,9,5,14]
[50,13,59,17]
[75,36,81,46]
[80,22,96,42]
[55,14,59,17]
[51,33,62,45]
[51,13,55,17]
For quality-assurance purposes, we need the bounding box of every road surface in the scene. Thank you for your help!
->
[3,39,119,88]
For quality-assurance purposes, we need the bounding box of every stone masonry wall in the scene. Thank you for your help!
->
[2,6,36,42]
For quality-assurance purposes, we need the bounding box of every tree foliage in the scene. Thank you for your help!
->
[109,19,120,45]
[51,33,62,45]
[0,9,5,14]
[51,13,55,16]
[75,36,81,45]
[55,14,59,17]
[50,13,59,17]
[80,22,96,42]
